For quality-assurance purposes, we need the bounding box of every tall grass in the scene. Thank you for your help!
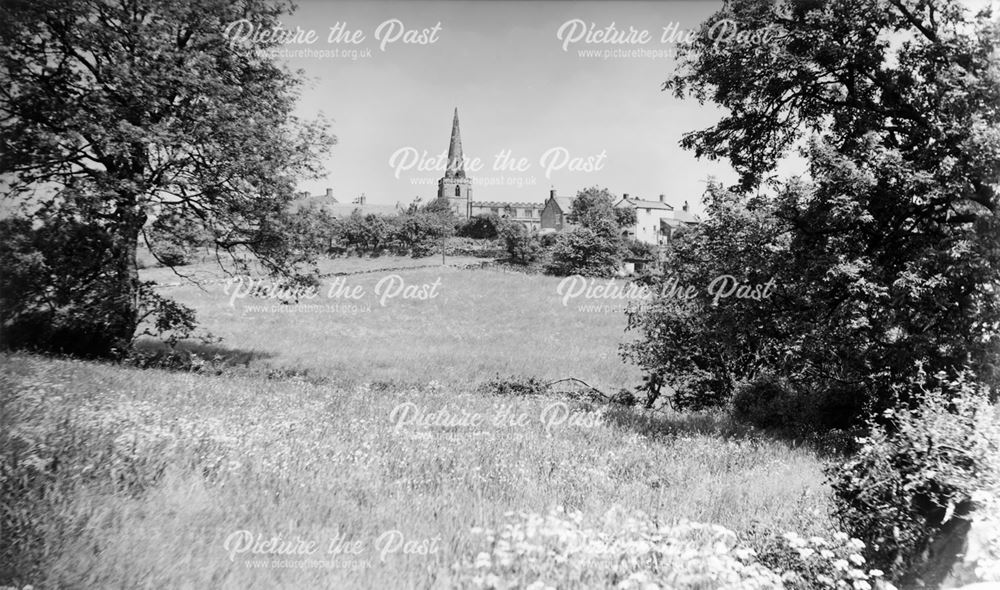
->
[2,354,833,588]
[2,258,836,587]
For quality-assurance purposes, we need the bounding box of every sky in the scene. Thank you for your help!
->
[271,1,745,214]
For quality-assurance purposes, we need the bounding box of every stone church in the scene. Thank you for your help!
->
[437,108,544,230]
[436,108,698,238]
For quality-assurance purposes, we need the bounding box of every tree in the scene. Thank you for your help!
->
[0,0,335,356]
[458,214,504,240]
[572,186,619,229]
[632,0,1000,415]
[623,183,789,409]
[545,186,630,277]
[499,222,542,265]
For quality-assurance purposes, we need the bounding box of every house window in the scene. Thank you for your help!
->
[454,185,461,197]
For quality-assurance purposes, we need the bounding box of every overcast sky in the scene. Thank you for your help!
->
[273,1,746,213]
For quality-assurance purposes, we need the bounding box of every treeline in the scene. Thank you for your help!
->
[315,188,659,278]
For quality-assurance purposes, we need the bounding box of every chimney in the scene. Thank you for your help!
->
[623,193,629,200]
[325,188,333,198]
[659,194,666,203]
[683,201,689,212]
[549,188,556,199]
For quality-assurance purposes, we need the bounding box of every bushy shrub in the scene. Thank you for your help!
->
[623,237,657,261]
[731,377,867,433]
[753,530,889,590]
[391,210,454,257]
[477,374,548,397]
[457,214,503,239]
[731,376,804,430]
[0,217,196,357]
[546,223,624,277]
[538,231,559,248]
[826,367,1000,578]
[331,205,455,258]
[499,223,542,265]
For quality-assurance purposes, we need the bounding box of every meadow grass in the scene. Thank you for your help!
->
[140,258,642,391]
[1,256,837,588]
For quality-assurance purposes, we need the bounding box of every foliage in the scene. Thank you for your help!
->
[0,215,196,357]
[458,214,504,240]
[335,211,395,256]
[571,186,619,229]
[144,210,211,267]
[499,222,543,265]
[732,375,867,433]
[330,203,455,258]
[391,208,455,258]
[0,0,335,356]
[623,186,785,410]
[826,367,1000,578]
[477,374,549,397]
[623,238,657,261]
[454,507,783,589]
[547,223,625,277]
[614,206,637,229]
[631,0,1000,418]
[754,530,889,590]
[1,353,834,587]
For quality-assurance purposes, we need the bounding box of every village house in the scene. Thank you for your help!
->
[616,195,700,246]
[469,201,545,231]
[295,109,702,237]
[292,189,402,218]
[539,189,576,231]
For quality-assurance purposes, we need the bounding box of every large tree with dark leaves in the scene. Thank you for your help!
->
[627,0,1000,418]
[0,0,334,356]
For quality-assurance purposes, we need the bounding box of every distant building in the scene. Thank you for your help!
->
[660,201,700,241]
[540,189,576,231]
[616,194,674,245]
[291,188,402,218]
[616,195,700,245]
[438,108,473,218]
[470,200,544,231]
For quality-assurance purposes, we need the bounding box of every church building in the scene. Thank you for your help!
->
[438,108,473,218]
[437,108,544,229]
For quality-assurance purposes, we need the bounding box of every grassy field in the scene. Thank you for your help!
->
[139,256,642,391]
[1,256,837,588]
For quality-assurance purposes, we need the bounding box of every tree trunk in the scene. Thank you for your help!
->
[103,201,147,358]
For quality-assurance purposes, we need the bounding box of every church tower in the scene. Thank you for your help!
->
[437,108,472,218]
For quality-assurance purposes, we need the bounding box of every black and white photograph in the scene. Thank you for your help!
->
[1,0,999,588]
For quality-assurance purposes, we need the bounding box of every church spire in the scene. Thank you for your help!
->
[445,107,465,179]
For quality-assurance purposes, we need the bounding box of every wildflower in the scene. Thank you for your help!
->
[474,552,491,569]
[809,536,827,546]
[820,549,835,559]
[848,553,865,566]
[796,547,816,559]
[833,559,849,571]
[833,532,849,542]
[852,581,871,590]
[868,569,884,577]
